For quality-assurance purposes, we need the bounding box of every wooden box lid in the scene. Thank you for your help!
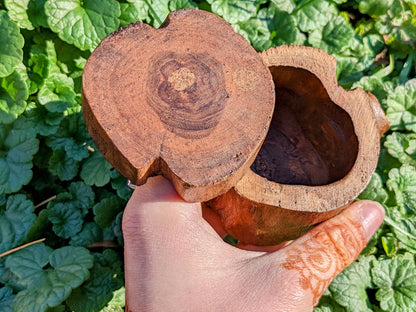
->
[82,9,275,202]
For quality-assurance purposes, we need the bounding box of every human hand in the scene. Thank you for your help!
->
[123,176,384,312]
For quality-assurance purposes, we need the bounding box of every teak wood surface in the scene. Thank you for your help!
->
[82,9,275,202]
[82,9,389,246]
[205,46,389,245]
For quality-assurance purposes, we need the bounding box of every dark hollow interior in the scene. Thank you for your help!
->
[251,66,359,186]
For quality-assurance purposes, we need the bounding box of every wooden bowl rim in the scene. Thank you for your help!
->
[233,45,382,212]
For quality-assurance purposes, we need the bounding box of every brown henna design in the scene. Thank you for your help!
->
[281,210,366,305]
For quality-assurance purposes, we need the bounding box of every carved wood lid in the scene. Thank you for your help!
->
[82,9,275,202]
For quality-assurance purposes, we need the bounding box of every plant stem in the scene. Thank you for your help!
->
[34,195,57,209]
[384,216,416,240]
[0,238,46,258]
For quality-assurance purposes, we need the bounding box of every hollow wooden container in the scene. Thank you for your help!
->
[204,46,389,245]
[82,9,389,246]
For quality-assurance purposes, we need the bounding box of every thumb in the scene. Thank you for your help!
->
[277,200,384,306]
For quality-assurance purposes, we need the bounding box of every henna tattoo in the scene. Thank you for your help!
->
[281,210,366,305]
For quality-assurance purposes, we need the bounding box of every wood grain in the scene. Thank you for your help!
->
[82,9,275,202]
[205,45,389,245]
[251,66,358,186]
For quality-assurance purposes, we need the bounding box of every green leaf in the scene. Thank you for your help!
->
[67,250,123,312]
[48,201,84,239]
[119,1,149,26]
[386,79,416,132]
[38,73,76,112]
[0,11,24,78]
[313,305,344,312]
[25,101,64,136]
[110,170,133,201]
[4,0,34,30]
[47,305,65,312]
[100,287,125,312]
[27,52,50,93]
[46,112,91,162]
[27,0,49,28]
[0,116,39,194]
[48,181,94,215]
[359,172,388,204]
[373,3,404,38]
[234,8,273,51]
[5,0,48,30]
[96,249,123,273]
[30,33,90,81]
[338,32,386,87]
[351,75,393,102]
[68,181,95,213]
[1,117,37,162]
[7,244,94,312]
[44,0,120,51]
[112,211,124,245]
[0,66,28,124]
[81,152,113,187]
[314,296,347,312]
[358,0,394,17]
[24,102,64,136]
[169,0,197,11]
[69,222,103,247]
[386,165,416,213]
[372,254,416,312]
[399,50,415,83]
[67,265,114,312]
[355,33,384,57]
[270,8,298,46]
[384,132,416,166]
[49,245,93,281]
[235,6,298,51]
[25,209,50,243]
[67,263,119,311]
[294,0,334,32]
[0,269,23,294]
[147,0,169,28]
[381,233,398,257]
[30,35,61,75]
[0,194,36,254]
[93,196,123,229]
[0,286,14,312]
[308,15,355,54]
[385,209,416,252]
[207,0,258,24]
[270,0,296,13]
[47,181,94,238]
[329,256,374,311]
[51,37,90,91]
[48,148,79,181]
[5,243,52,288]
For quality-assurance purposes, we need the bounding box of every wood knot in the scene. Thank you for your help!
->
[147,51,228,139]
[168,67,196,91]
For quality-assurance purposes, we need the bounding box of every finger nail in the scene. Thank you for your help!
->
[359,201,385,242]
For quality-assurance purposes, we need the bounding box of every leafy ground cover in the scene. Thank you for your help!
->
[0,0,415,311]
